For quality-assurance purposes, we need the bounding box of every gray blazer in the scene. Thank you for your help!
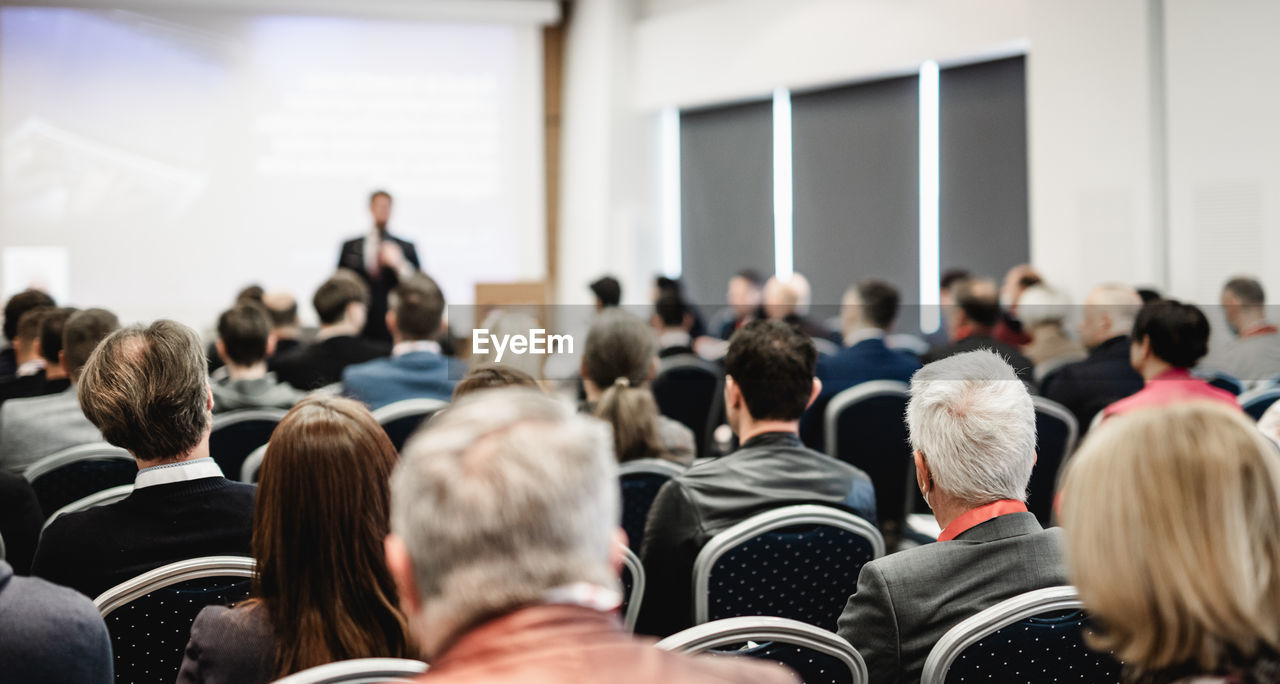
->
[177,603,276,684]
[0,387,103,474]
[836,512,1067,684]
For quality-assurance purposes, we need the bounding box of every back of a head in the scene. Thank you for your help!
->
[724,319,816,421]
[390,274,445,341]
[1085,283,1142,340]
[453,362,539,400]
[1061,402,1280,676]
[654,291,687,329]
[763,277,800,318]
[236,284,265,305]
[37,307,74,365]
[262,292,298,328]
[218,304,271,367]
[590,276,622,308]
[62,308,119,380]
[313,271,369,325]
[1223,276,1265,308]
[390,389,618,638]
[856,279,900,330]
[734,269,764,290]
[583,309,657,388]
[1017,284,1070,328]
[951,277,1002,329]
[594,378,667,463]
[254,396,408,676]
[78,319,208,463]
[1131,299,1210,368]
[4,289,56,342]
[907,350,1036,506]
[940,268,971,293]
[15,306,53,357]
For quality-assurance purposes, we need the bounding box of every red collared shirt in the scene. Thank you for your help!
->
[1103,367,1240,418]
[1240,321,1279,339]
[937,499,1028,542]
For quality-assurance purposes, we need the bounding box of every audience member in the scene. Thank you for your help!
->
[343,274,462,409]
[0,470,42,575]
[763,273,840,345]
[581,309,696,464]
[470,308,547,380]
[0,289,56,379]
[208,285,272,374]
[32,320,256,598]
[10,306,51,377]
[385,389,794,684]
[452,362,539,400]
[709,269,764,340]
[1201,276,1280,383]
[0,308,118,474]
[338,190,422,341]
[637,320,876,636]
[1103,299,1238,418]
[652,291,695,358]
[1137,286,1163,304]
[654,276,707,338]
[837,350,1065,683]
[178,397,411,683]
[211,304,305,413]
[261,291,304,357]
[800,279,921,450]
[923,268,972,348]
[0,306,62,405]
[1040,283,1145,430]
[1061,402,1280,683]
[0,557,113,683]
[924,277,1034,379]
[590,275,622,311]
[271,271,389,390]
[593,377,683,465]
[993,263,1040,347]
[1017,284,1085,383]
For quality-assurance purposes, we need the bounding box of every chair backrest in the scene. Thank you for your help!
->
[43,484,134,532]
[656,615,868,684]
[95,556,256,684]
[650,355,721,459]
[1240,386,1280,422]
[371,398,449,451]
[240,443,269,483]
[619,544,645,632]
[24,443,136,521]
[210,409,287,479]
[1196,370,1245,396]
[1027,397,1079,526]
[693,504,884,628]
[824,380,916,532]
[920,585,1122,684]
[618,458,686,550]
[270,658,428,684]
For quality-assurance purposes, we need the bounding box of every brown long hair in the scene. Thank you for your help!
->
[593,378,668,463]
[250,396,411,678]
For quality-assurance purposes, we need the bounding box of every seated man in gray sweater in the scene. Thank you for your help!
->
[836,350,1067,684]
[211,303,304,413]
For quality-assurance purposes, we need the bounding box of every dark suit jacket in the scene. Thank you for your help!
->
[342,350,464,410]
[177,603,274,684]
[269,336,390,391]
[0,470,43,575]
[836,512,1067,684]
[32,476,255,598]
[801,337,921,450]
[338,234,420,342]
[923,334,1035,382]
[0,371,69,407]
[1041,335,1144,432]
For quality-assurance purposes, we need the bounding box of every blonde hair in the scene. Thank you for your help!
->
[1060,401,1280,678]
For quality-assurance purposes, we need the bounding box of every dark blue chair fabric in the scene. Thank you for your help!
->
[619,472,676,551]
[706,524,877,629]
[830,393,917,529]
[209,419,278,480]
[1028,409,1072,526]
[715,641,851,684]
[651,361,720,459]
[1243,389,1280,422]
[943,610,1122,684]
[382,412,436,452]
[105,575,252,684]
[31,459,136,521]
[1203,373,1245,396]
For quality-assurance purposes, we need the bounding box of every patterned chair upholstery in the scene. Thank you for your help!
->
[656,615,868,684]
[650,355,721,459]
[921,586,1122,684]
[618,458,686,550]
[824,381,917,535]
[24,443,136,521]
[618,545,644,631]
[94,556,255,684]
[1027,398,1078,526]
[209,409,286,479]
[693,505,883,629]
[1240,387,1280,421]
[371,398,448,452]
[270,658,427,684]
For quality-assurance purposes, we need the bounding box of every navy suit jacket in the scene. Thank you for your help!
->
[338,234,420,341]
[342,350,464,410]
[800,337,921,451]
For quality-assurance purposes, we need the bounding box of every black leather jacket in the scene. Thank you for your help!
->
[635,432,876,637]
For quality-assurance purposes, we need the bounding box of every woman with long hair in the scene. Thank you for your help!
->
[178,396,412,683]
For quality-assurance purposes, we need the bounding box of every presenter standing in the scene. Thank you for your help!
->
[338,190,421,341]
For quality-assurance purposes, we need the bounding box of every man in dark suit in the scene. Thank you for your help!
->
[271,272,390,390]
[337,190,421,342]
[32,321,256,598]
[343,274,463,410]
[923,276,1034,381]
[800,280,922,451]
[837,350,1066,684]
[1041,283,1145,431]
[0,289,55,380]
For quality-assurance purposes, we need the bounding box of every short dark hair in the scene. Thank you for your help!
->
[1131,299,1210,368]
[953,278,1002,328]
[1137,288,1163,305]
[314,271,368,325]
[218,304,272,366]
[5,289,55,341]
[940,269,971,291]
[857,280,900,329]
[724,319,816,421]
[15,306,52,345]
[390,275,445,340]
[733,269,764,289]
[263,293,298,328]
[1224,277,1265,307]
[655,276,681,296]
[63,308,120,381]
[453,363,539,400]
[654,291,687,328]
[369,189,392,205]
[236,284,265,304]
[589,276,622,308]
[38,307,75,365]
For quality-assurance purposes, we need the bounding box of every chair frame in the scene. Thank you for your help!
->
[823,380,911,460]
[920,585,1083,684]
[241,443,269,483]
[23,442,133,482]
[619,545,645,632]
[618,457,687,479]
[211,408,289,433]
[1033,396,1079,459]
[42,484,134,532]
[93,555,256,616]
[692,504,884,625]
[370,398,449,426]
[269,657,428,684]
[656,615,869,684]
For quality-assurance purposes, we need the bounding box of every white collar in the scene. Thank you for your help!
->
[393,340,442,358]
[541,582,622,612]
[15,358,46,377]
[843,327,886,347]
[134,457,224,489]
[658,330,692,349]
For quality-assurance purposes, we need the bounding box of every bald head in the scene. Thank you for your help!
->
[1080,283,1142,348]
